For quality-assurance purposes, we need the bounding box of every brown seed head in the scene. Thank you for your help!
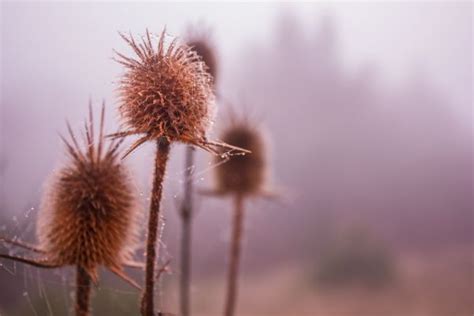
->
[115,29,215,150]
[37,105,139,278]
[214,116,267,196]
[186,32,218,83]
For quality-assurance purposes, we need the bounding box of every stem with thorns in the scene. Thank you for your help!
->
[224,194,245,316]
[141,138,171,316]
[179,146,194,316]
[76,266,92,316]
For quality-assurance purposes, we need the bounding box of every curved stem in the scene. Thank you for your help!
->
[141,138,171,316]
[0,236,45,253]
[0,253,58,268]
[76,266,92,316]
[179,146,194,316]
[224,194,245,316]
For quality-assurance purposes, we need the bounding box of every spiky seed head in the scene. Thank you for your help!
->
[37,106,139,278]
[186,25,218,83]
[187,37,218,83]
[214,117,267,196]
[116,30,215,148]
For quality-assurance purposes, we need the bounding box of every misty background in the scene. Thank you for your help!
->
[1,2,472,315]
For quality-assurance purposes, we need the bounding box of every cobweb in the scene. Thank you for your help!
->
[0,145,229,316]
[0,204,70,316]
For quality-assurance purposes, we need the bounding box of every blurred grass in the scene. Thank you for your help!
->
[162,246,473,316]
[8,286,140,316]
[2,246,472,315]
[315,228,396,288]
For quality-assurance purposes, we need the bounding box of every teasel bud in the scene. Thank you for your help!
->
[0,104,142,316]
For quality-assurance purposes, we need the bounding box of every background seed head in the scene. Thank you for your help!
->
[214,118,267,196]
[187,37,218,84]
[37,112,140,273]
[117,30,215,145]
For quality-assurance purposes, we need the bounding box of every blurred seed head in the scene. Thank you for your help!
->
[186,28,218,84]
[115,29,215,148]
[214,115,267,196]
[38,105,139,276]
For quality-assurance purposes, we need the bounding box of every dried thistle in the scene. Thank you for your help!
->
[204,113,270,316]
[113,29,243,158]
[0,104,142,316]
[39,104,140,280]
[113,29,247,316]
[186,28,218,84]
[214,116,267,196]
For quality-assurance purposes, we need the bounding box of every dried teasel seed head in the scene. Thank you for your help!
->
[214,116,267,196]
[115,29,215,152]
[186,33,218,84]
[185,25,218,83]
[37,105,140,279]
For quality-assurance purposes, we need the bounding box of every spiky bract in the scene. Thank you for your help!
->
[115,30,215,154]
[215,118,266,196]
[38,107,139,280]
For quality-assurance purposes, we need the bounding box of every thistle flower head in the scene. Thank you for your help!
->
[186,29,218,83]
[214,114,267,196]
[37,105,139,280]
[114,29,218,156]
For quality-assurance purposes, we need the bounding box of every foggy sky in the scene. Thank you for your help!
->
[0,2,472,265]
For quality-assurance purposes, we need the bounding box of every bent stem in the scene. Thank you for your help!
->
[179,145,194,316]
[0,253,59,268]
[0,236,45,253]
[224,194,245,316]
[76,266,92,316]
[141,138,171,316]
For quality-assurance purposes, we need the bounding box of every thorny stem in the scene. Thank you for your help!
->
[179,146,194,316]
[224,194,245,316]
[141,138,171,316]
[76,266,92,316]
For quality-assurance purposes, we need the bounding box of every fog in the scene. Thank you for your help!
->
[1,2,472,315]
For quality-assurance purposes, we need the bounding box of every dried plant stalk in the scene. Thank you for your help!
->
[179,146,194,316]
[141,139,170,315]
[76,266,92,316]
[177,31,218,316]
[224,194,245,316]
[207,114,269,316]
[114,29,247,316]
